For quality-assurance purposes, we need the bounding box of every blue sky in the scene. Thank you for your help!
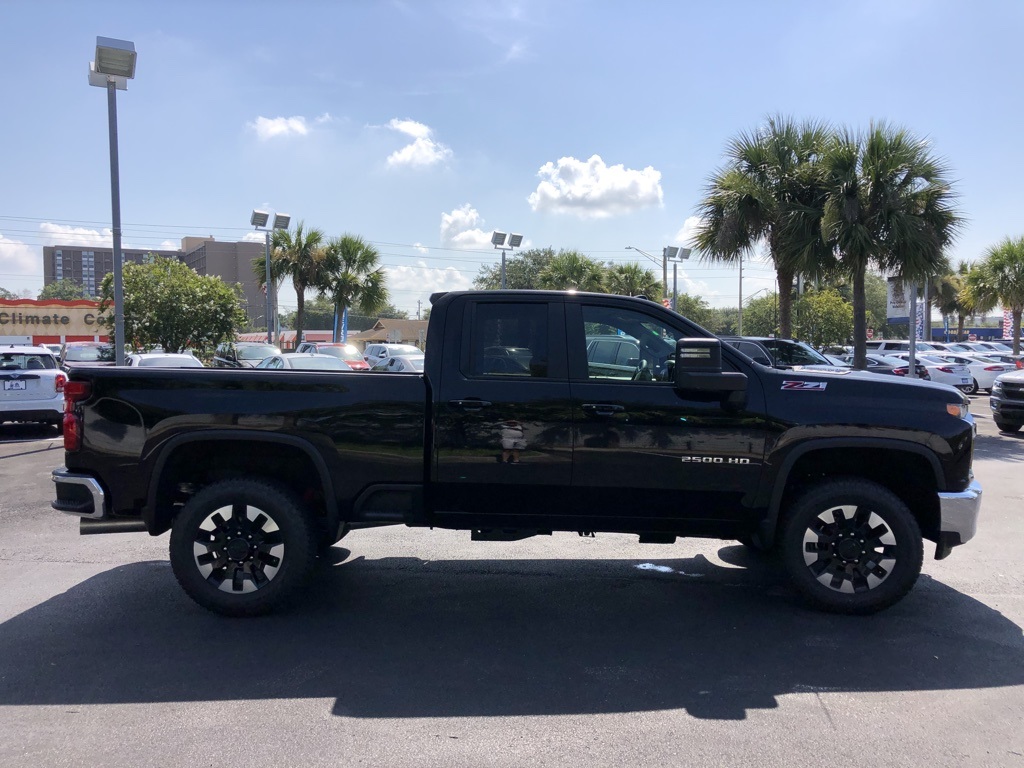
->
[1,0,1021,317]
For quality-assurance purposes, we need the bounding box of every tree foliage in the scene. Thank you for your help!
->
[742,294,781,337]
[270,222,328,342]
[821,122,961,367]
[38,279,92,300]
[673,293,717,329]
[538,251,606,291]
[605,262,662,298]
[0,286,18,300]
[794,288,854,348]
[964,237,1024,353]
[318,235,388,342]
[693,114,833,338]
[474,247,558,290]
[98,256,244,354]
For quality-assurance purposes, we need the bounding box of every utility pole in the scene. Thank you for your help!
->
[416,300,422,320]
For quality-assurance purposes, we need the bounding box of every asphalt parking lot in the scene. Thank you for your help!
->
[0,394,1021,767]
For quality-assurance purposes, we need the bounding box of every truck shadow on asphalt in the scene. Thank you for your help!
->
[973,433,1024,460]
[0,547,1021,721]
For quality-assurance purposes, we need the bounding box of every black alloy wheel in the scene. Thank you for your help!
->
[781,478,923,614]
[170,479,318,617]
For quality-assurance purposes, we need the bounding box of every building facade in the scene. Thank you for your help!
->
[42,237,266,330]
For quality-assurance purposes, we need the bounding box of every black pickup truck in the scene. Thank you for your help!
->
[52,290,982,617]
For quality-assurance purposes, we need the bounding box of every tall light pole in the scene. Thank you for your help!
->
[626,246,684,305]
[665,246,691,310]
[492,231,523,289]
[89,37,136,366]
[251,210,291,345]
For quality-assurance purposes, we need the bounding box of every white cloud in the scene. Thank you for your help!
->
[0,232,40,294]
[386,118,452,168]
[249,116,309,140]
[440,204,493,249]
[527,154,663,219]
[39,222,112,248]
[385,261,473,302]
[412,242,429,254]
[673,216,702,249]
[241,232,266,243]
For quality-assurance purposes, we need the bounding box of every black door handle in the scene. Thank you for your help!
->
[448,399,492,411]
[582,403,625,416]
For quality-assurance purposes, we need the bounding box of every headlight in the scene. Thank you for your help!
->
[946,402,969,419]
[992,379,1004,392]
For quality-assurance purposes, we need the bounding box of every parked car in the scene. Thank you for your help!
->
[255,353,352,371]
[125,353,205,368]
[990,369,1024,433]
[0,345,65,431]
[40,343,63,356]
[889,352,972,390]
[370,355,426,373]
[212,341,280,369]
[362,343,422,366]
[294,342,369,370]
[721,336,842,371]
[59,341,115,369]
[839,353,930,380]
[929,354,1015,394]
[865,340,952,355]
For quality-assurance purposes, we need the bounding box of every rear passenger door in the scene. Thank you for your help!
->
[433,296,574,519]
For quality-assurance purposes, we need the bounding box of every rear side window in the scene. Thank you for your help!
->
[467,303,548,378]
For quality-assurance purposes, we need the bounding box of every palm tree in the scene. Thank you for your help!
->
[269,222,327,344]
[693,115,833,338]
[319,235,389,343]
[821,123,961,368]
[537,251,606,291]
[932,261,972,341]
[963,237,1024,353]
[605,262,661,298]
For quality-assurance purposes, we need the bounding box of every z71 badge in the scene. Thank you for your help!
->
[781,380,827,391]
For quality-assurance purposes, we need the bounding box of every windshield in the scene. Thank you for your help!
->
[138,356,203,367]
[64,345,115,362]
[0,352,57,370]
[760,340,831,366]
[386,345,422,356]
[237,345,280,360]
[288,356,348,370]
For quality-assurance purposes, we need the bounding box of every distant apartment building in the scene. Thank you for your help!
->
[42,237,266,326]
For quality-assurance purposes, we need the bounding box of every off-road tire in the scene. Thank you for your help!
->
[170,478,318,617]
[781,478,923,615]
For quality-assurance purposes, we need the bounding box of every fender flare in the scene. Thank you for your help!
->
[759,437,944,543]
[145,430,338,534]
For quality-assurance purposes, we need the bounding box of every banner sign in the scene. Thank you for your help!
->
[886,277,909,324]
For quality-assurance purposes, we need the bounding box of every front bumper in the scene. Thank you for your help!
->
[934,479,982,559]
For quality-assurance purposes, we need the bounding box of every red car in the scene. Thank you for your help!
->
[294,342,369,370]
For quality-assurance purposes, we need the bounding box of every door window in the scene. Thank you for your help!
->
[580,306,680,382]
[467,303,549,378]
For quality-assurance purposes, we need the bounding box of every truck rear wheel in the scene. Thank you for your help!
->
[169,479,318,617]
[780,478,923,615]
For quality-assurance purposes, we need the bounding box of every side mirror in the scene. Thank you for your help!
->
[674,338,747,395]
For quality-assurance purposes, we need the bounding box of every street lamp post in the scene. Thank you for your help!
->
[250,210,291,345]
[626,246,687,305]
[89,37,137,366]
[666,247,691,310]
[491,231,524,289]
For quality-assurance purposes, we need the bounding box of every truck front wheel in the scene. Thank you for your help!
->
[781,479,923,615]
[169,479,318,617]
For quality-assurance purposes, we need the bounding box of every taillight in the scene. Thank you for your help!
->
[63,381,92,452]
[1016,360,1023,369]
[54,372,67,393]
[892,367,908,375]
[984,366,1004,372]
[937,366,955,373]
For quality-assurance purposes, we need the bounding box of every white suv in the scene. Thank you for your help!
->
[0,345,66,432]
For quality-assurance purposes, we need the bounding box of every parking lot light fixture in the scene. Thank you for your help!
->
[89,36,137,366]
[492,231,523,289]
